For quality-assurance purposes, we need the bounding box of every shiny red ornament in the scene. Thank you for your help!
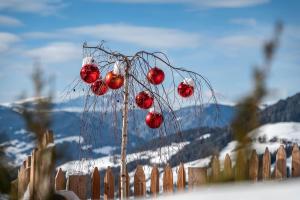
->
[91,79,108,96]
[105,71,124,89]
[145,112,163,129]
[147,67,165,85]
[80,64,100,84]
[178,82,194,98]
[135,91,154,109]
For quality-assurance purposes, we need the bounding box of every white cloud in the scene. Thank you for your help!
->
[216,35,261,48]
[0,32,21,52]
[22,32,61,39]
[230,18,257,26]
[96,0,270,8]
[65,24,201,48]
[0,0,66,15]
[25,42,80,63]
[0,15,23,26]
[23,24,202,49]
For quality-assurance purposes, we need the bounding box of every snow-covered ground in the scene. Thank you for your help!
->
[157,179,300,200]
[59,122,300,188]
[188,122,300,172]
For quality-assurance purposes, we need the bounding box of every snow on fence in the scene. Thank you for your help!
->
[13,131,300,199]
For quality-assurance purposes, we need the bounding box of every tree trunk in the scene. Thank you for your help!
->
[120,60,130,199]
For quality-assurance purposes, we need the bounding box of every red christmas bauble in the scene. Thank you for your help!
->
[135,91,154,109]
[145,112,163,129]
[147,67,165,85]
[91,79,108,96]
[105,71,124,89]
[80,64,100,84]
[178,82,194,98]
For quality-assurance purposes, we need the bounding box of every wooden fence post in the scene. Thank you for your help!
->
[55,168,66,191]
[177,163,186,191]
[26,155,31,168]
[262,147,271,180]
[223,154,233,181]
[91,167,100,200]
[42,130,54,147]
[211,155,220,182]
[163,164,173,193]
[134,165,146,197]
[150,165,159,196]
[18,161,30,198]
[104,167,114,200]
[249,150,259,181]
[188,167,207,189]
[292,144,300,177]
[235,149,248,181]
[67,174,88,199]
[29,148,38,199]
[275,145,287,179]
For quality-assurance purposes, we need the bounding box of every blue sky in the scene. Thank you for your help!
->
[0,0,299,104]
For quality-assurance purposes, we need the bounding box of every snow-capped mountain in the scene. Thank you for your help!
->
[1,92,299,172]
[0,96,235,167]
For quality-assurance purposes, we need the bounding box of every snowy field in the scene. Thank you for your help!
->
[58,122,300,190]
[157,179,300,200]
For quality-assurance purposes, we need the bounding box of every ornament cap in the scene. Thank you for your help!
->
[113,61,124,75]
[82,56,97,67]
[183,78,195,87]
[149,101,161,113]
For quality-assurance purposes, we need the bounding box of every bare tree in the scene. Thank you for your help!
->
[69,43,218,199]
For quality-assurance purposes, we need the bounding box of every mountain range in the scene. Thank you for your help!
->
[1,92,300,175]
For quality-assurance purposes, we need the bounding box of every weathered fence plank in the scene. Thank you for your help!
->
[104,167,114,200]
[42,130,54,147]
[26,155,31,168]
[29,148,38,199]
[275,145,286,179]
[91,167,100,200]
[188,167,207,189]
[67,174,88,200]
[235,149,248,181]
[150,165,159,196]
[223,154,233,181]
[262,147,271,180]
[18,162,30,199]
[177,163,186,191]
[134,165,146,197]
[249,150,259,181]
[10,179,18,200]
[55,168,66,191]
[211,155,220,182]
[163,164,173,193]
[292,144,300,177]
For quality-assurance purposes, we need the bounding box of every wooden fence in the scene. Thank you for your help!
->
[13,132,300,199]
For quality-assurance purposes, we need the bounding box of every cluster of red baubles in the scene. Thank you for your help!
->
[135,91,163,129]
[80,62,125,96]
[80,61,195,129]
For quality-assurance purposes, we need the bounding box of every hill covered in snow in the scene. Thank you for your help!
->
[1,92,300,175]
[59,122,300,191]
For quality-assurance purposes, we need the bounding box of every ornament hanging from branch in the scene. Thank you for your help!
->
[135,91,154,109]
[178,78,195,98]
[147,67,165,85]
[145,106,164,129]
[105,61,124,89]
[80,56,99,84]
[91,79,108,96]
